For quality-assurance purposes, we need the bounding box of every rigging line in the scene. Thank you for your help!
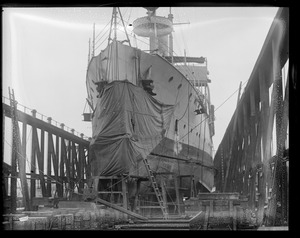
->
[126,7,133,26]
[118,7,131,47]
[94,34,110,51]
[214,79,249,112]
[179,78,249,142]
[95,20,111,41]
[95,26,111,46]
[106,42,112,80]
[174,7,188,55]
[107,8,114,46]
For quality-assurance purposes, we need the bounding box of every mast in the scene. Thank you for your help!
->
[112,7,119,80]
[88,38,91,66]
[92,23,95,57]
[168,7,174,59]
[118,7,131,47]
[133,7,172,55]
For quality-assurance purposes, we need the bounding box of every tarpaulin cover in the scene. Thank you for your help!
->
[90,80,174,176]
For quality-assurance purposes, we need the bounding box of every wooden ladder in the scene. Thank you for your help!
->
[142,157,168,219]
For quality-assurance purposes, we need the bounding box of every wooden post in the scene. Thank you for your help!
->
[59,137,66,197]
[67,140,72,193]
[233,205,237,230]
[134,179,141,213]
[203,204,210,230]
[55,134,60,194]
[40,129,46,197]
[20,122,31,210]
[122,175,128,220]
[223,108,239,192]
[32,128,47,197]
[210,200,214,218]
[174,175,181,215]
[31,134,37,199]
[47,131,52,197]
[10,125,17,212]
[78,144,84,194]
[161,178,168,214]
[257,68,269,226]
[122,176,128,210]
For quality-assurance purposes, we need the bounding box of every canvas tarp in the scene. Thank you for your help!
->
[90,80,174,176]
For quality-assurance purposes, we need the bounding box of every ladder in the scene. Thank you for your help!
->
[142,157,168,219]
[8,88,31,211]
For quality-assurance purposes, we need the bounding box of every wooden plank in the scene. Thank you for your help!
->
[95,197,148,220]
[197,193,240,200]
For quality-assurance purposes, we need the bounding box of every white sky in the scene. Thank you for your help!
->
[2,7,279,155]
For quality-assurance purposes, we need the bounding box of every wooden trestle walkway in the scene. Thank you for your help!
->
[3,92,92,213]
[213,8,290,227]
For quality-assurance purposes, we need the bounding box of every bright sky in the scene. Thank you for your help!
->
[2,7,279,156]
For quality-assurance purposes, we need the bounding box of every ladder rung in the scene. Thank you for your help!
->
[143,157,168,219]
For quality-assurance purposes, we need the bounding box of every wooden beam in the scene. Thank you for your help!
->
[223,98,241,192]
[257,67,269,226]
[95,197,148,220]
[2,103,89,146]
[122,175,128,210]
[79,144,85,193]
[174,175,181,215]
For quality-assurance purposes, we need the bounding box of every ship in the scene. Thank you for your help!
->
[85,7,216,217]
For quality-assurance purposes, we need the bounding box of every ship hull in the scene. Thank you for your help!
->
[86,41,215,205]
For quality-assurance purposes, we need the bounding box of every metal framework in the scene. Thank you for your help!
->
[3,99,91,213]
[214,8,289,226]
